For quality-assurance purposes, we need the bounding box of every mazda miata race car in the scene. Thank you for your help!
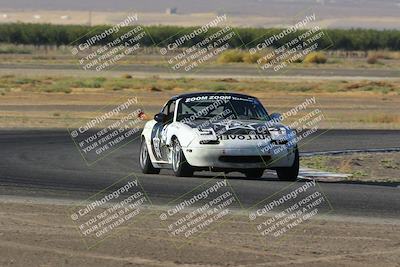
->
[140,92,299,180]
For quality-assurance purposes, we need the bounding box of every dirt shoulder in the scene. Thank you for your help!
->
[0,78,400,129]
[0,200,399,267]
[302,152,400,183]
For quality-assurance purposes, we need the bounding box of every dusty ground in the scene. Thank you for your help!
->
[0,200,399,267]
[1,47,400,70]
[302,152,400,183]
[0,87,399,129]
[0,10,281,27]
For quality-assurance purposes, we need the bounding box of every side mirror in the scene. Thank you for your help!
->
[154,113,166,123]
[270,113,282,122]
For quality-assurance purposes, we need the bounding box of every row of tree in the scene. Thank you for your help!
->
[0,23,398,51]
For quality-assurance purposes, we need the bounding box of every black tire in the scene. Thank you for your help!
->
[276,148,299,181]
[244,169,265,178]
[139,138,160,174]
[171,139,194,177]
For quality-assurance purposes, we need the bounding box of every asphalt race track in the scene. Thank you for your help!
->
[0,129,399,219]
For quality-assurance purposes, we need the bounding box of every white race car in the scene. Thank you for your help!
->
[140,92,299,180]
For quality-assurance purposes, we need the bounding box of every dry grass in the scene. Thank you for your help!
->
[368,50,400,60]
[301,153,400,182]
[344,80,398,94]
[217,50,245,63]
[0,75,400,129]
[1,44,400,70]
[242,52,262,64]
[303,52,327,64]
[367,55,379,64]
[359,114,400,124]
[1,75,399,95]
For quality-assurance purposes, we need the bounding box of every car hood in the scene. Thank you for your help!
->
[183,119,284,135]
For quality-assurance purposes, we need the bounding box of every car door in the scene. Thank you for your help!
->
[150,100,175,162]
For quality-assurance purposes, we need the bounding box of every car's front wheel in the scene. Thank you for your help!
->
[140,138,160,174]
[171,139,193,177]
[276,148,299,181]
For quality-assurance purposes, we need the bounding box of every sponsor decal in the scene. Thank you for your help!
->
[183,95,256,103]
[184,95,232,103]
[151,124,168,160]
[213,120,258,131]
[218,134,270,141]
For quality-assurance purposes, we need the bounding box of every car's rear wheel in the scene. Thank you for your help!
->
[140,138,160,174]
[172,139,193,177]
[244,169,265,178]
[276,148,299,181]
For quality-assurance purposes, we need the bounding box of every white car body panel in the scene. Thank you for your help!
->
[141,93,297,171]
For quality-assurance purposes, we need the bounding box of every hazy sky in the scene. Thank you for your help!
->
[0,0,399,17]
[1,0,399,29]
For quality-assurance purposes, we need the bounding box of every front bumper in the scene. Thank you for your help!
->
[182,145,296,169]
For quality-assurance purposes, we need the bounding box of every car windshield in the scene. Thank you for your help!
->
[176,95,269,122]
